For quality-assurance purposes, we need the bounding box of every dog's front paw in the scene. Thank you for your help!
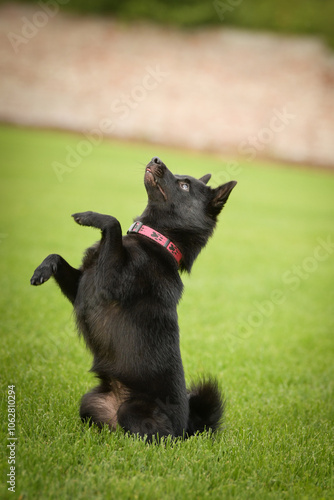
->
[30,257,57,286]
[72,212,117,230]
[72,211,95,227]
[30,268,50,286]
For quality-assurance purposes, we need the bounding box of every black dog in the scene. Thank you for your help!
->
[31,157,237,441]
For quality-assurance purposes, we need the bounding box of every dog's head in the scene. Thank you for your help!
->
[140,156,237,271]
[144,156,237,225]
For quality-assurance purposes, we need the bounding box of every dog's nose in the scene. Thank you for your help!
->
[151,156,162,165]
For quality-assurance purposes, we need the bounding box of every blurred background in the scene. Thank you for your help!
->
[0,0,333,167]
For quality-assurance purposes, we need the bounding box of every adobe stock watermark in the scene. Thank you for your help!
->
[237,107,296,161]
[52,65,169,183]
[211,106,296,186]
[7,0,70,54]
[7,385,16,493]
[213,0,243,21]
[137,397,178,439]
[211,160,243,186]
[234,235,334,340]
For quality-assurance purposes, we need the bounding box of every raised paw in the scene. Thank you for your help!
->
[72,211,95,227]
[72,211,118,230]
[30,254,58,286]
[30,264,54,286]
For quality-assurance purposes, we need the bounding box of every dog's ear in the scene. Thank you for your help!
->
[208,180,237,217]
[199,174,211,185]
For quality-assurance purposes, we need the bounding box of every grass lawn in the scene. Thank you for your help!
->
[0,124,333,499]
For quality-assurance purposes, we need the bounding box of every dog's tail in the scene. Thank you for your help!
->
[186,378,225,436]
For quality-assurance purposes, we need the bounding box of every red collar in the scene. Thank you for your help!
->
[127,222,182,266]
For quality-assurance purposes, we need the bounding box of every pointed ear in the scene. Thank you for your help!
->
[209,180,237,217]
[199,174,211,185]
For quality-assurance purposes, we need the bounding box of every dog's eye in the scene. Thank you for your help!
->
[179,182,189,191]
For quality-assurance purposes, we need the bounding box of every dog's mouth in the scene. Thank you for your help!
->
[145,167,167,201]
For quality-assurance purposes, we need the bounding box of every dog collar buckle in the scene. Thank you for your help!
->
[127,222,182,266]
[128,221,143,233]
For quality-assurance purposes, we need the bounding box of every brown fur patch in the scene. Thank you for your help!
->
[80,381,129,430]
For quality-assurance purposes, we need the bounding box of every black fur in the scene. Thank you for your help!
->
[31,157,236,441]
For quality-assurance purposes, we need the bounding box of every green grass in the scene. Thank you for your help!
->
[0,124,333,499]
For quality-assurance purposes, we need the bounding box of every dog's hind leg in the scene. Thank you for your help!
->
[30,254,82,304]
[117,398,174,442]
[80,385,121,430]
